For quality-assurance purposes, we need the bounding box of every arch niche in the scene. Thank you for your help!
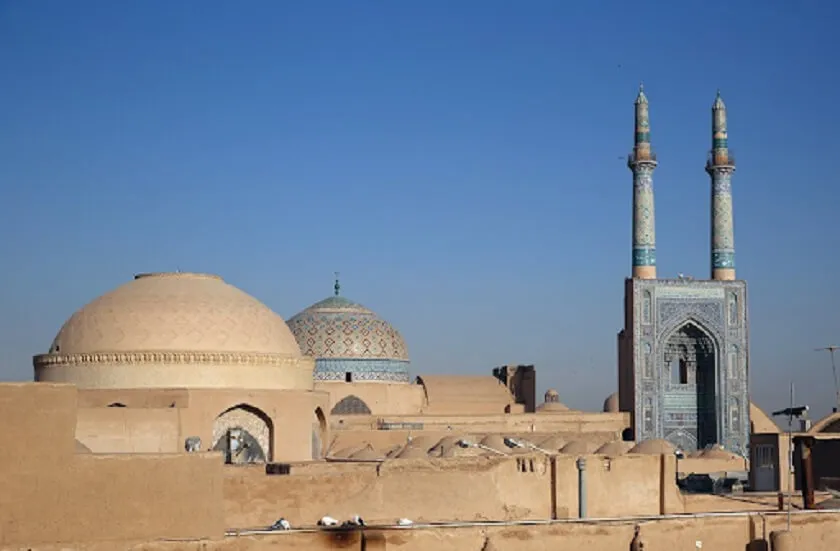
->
[212,404,273,464]
[661,320,719,451]
[312,407,327,459]
[330,395,372,416]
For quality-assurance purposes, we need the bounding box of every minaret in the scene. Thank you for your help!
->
[706,90,736,280]
[628,84,658,279]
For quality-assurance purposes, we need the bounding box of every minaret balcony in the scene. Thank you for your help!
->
[628,151,657,165]
[706,150,736,169]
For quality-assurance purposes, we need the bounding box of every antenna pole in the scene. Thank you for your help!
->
[816,346,840,411]
[787,381,794,531]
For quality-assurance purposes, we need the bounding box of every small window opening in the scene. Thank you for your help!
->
[671,359,688,385]
[345,372,352,383]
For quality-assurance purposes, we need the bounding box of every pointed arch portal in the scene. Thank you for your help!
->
[661,320,719,451]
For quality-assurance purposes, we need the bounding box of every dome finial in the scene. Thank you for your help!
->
[334,272,341,296]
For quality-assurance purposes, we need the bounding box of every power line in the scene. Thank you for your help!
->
[815,346,840,412]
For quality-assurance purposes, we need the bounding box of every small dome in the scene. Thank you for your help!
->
[699,444,739,461]
[603,392,619,413]
[537,389,569,413]
[429,435,469,457]
[509,437,539,449]
[559,440,598,455]
[537,402,570,413]
[287,286,410,383]
[537,435,567,452]
[479,434,510,453]
[595,441,632,455]
[349,445,384,461]
[384,444,404,458]
[329,445,362,459]
[402,435,438,453]
[442,445,484,458]
[629,439,676,455]
[395,446,430,459]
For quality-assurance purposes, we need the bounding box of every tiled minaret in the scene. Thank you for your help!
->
[628,84,658,279]
[706,91,737,280]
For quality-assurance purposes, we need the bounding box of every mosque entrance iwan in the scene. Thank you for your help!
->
[661,322,718,452]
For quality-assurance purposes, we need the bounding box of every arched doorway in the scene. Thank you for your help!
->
[312,407,327,460]
[212,404,273,464]
[661,321,718,451]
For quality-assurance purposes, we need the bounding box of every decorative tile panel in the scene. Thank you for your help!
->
[711,169,736,270]
[632,166,657,268]
[622,279,750,457]
[314,359,410,383]
[288,295,411,383]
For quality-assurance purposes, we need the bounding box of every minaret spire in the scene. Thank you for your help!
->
[706,90,736,280]
[628,83,658,279]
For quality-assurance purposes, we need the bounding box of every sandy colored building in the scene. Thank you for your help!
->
[0,381,836,551]
[34,271,330,462]
[3,88,838,550]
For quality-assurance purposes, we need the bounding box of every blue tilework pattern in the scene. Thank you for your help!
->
[710,170,735,270]
[709,92,736,272]
[287,295,411,382]
[632,165,657,267]
[624,279,750,458]
[314,359,410,383]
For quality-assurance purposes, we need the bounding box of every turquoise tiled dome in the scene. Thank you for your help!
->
[286,288,410,383]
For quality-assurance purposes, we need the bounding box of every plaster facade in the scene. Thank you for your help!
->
[32,272,328,462]
[75,387,330,462]
[0,379,832,549]
[0,383,224,548]
[15,513,840,551]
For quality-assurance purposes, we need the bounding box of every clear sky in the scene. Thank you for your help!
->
[1,1,838,420]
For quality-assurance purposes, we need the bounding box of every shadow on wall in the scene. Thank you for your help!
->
[312,407,327,459]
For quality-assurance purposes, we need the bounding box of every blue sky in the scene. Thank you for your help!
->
[1,1,838,420]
